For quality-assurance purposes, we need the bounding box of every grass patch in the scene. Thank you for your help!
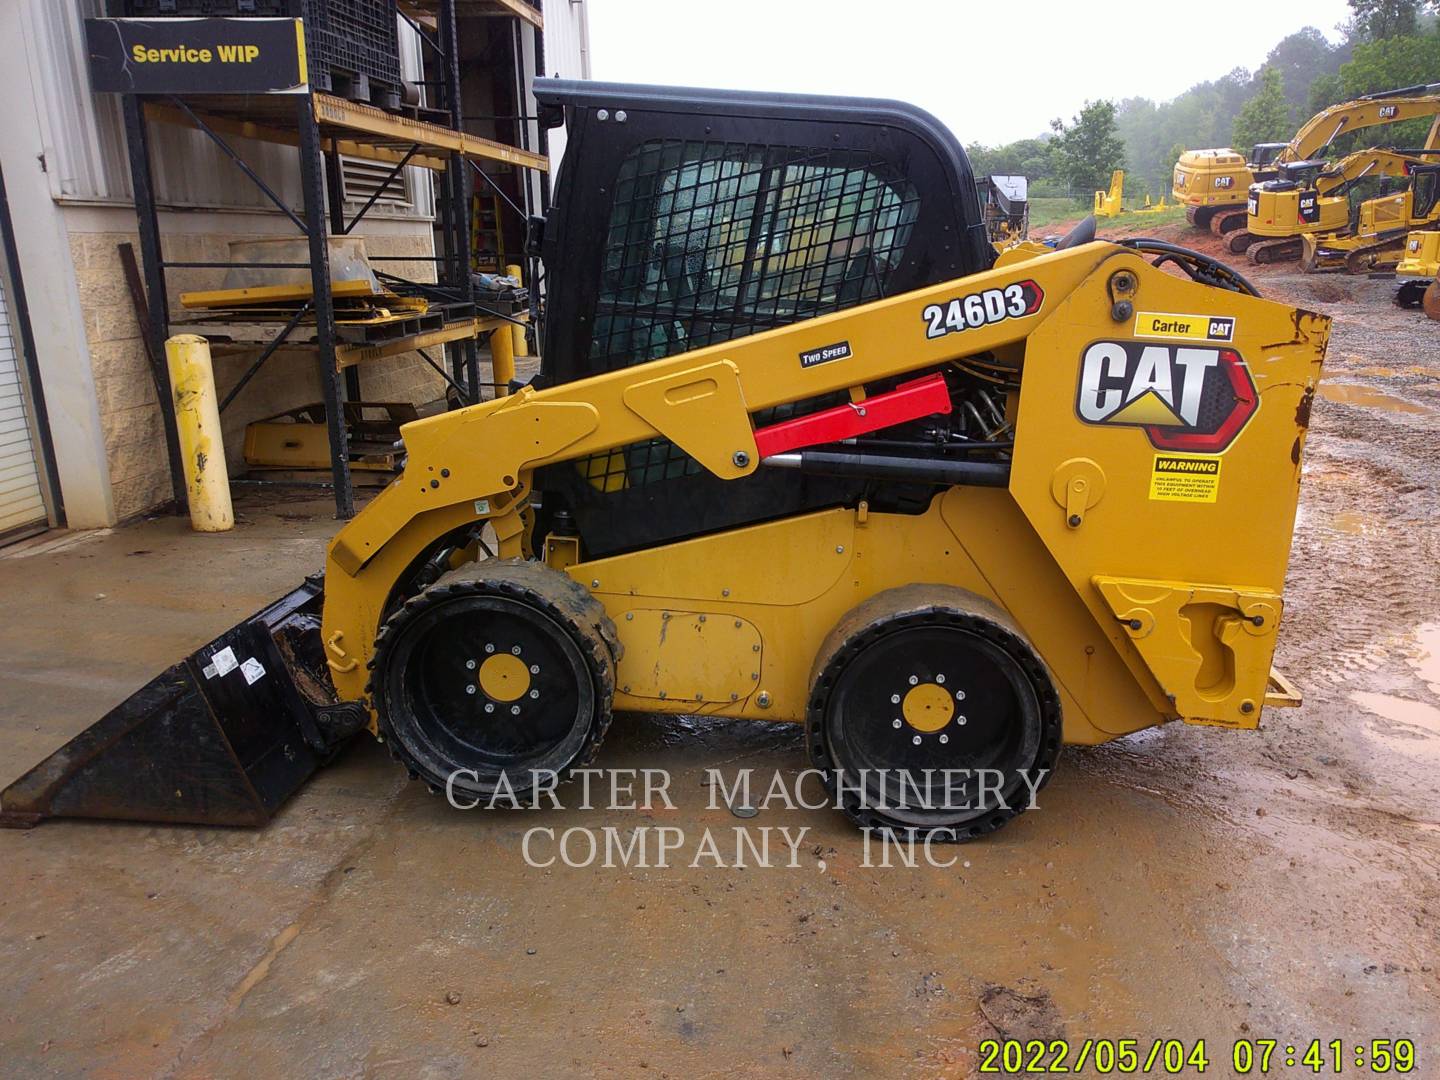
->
[1027,196,1089,229]
[1025,198,1189,236]
[1095,204,1189,232]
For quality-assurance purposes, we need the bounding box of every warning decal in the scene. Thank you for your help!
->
[1149,454,1221,502]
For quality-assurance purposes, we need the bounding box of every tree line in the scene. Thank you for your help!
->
[967,0,1440,200]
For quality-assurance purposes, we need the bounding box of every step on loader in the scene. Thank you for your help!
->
[1,81,1330,840]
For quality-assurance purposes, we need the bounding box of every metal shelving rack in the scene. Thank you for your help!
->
[119,0,548,518]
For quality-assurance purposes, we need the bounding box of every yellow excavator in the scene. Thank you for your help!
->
[0,81,1328,841]
[1173,82,1440,237]
[1301,161,1440,273]
[1231,148,1440,264]
[1393,227,1440,316]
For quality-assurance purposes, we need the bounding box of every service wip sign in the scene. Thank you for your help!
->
[85,18,308,95]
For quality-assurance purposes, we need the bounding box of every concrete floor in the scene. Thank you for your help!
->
[2,277,1439,1076]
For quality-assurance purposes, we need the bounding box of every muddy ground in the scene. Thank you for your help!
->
[1,229,1437,1078]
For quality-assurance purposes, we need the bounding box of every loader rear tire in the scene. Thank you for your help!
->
[805,586,1061,843]
[369,560,619,804]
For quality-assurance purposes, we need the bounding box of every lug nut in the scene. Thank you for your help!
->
[939,734,949,744]
[465,685,477,695]
[466,659,477,670]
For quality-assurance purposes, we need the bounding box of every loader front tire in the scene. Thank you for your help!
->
[806,586,1061,842]
[369,560,619,805]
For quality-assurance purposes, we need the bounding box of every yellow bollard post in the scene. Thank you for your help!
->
[489,324,515,398]
[505,263,529,357]
[165,334,233,532]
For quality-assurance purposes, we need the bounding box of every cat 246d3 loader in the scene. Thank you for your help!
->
[0,81,1329,841]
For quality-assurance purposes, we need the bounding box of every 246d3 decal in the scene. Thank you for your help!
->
[922,280,1044,339]
[1076,340,1258,452]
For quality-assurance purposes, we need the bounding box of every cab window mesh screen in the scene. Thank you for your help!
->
[590,140,920,372]
[577,140,919,493]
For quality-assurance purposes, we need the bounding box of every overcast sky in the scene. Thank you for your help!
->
[586,0,1355,146]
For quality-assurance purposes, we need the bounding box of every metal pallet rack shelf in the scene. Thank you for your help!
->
[117,0,549,518]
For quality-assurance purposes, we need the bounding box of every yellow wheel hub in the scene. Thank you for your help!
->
[478,653,531,702]
[901,682,954,732]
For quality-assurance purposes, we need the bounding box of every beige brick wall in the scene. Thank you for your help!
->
[68,226,447,521]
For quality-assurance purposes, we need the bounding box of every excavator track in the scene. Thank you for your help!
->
[1248,237,1303,264]
[1344,235,1407,275]
[1210,208,1250,236]
[1226,230,1258,254]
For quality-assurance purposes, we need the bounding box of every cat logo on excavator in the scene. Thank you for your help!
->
[1075,340,1258,452]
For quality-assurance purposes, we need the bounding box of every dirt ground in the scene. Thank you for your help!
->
[1,231,1438,1078]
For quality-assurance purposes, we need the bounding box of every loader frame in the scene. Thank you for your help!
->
[320,240,1328,740]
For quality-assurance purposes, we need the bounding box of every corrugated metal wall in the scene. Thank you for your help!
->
[539,0,590,168]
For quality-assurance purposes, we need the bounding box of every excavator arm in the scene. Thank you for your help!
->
[1282,82,1440,164]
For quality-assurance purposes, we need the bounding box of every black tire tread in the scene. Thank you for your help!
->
[805,585,1062,843]
[367,558,620,796]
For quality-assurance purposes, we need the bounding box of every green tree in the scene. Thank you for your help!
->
[1232,67,1293,150]
[1306,71,1346,115]
[1265,28,1350,121]
[1346,0,1424,40]
[1049,100,1126,194]
[1339,32,1440,95]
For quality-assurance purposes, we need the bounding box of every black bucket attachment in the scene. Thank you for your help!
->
[0,575,367,829]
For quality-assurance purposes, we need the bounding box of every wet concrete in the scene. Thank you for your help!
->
[2,260,1440,1076]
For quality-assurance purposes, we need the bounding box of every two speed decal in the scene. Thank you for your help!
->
[922,280,1044,340]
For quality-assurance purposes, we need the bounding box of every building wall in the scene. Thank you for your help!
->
[540,0,593,168]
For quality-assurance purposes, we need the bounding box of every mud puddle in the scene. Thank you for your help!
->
[1318,381,1433,414]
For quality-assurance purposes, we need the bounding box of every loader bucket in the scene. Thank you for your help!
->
[0,576,363,829]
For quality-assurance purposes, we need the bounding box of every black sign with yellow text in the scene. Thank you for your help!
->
[85,18,308,95]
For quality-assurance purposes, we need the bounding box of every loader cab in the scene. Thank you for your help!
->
[530,79,994,557]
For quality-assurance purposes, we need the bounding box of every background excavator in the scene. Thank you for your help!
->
[1302,161,1440,273]
[0,81,1329,841]
[1172,82,1440,237]
[1231,148,1440,264]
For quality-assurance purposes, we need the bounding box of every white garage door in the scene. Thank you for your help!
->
[0,264,48,539]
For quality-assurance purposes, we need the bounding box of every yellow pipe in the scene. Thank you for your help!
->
[489,323,515,398]
[505,262,529,357]
[165,334,233,532]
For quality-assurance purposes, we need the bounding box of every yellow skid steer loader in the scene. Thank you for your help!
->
[0,81,1329,840]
